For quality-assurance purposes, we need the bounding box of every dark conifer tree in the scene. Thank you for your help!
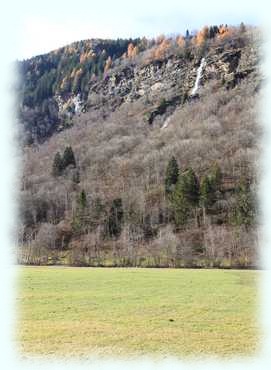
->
[209,162,222,191]
[78,189,87,209]
[170,182,189,226]
[52,152,63,177]
[62,146,76,168]
[181,168,200,206]
[108,198,124,238]
[240,22,246,33]
[72,170,80,184]
[165,156,179,195]
[72,189,88,233]
[199,175,214,208]
[232,178,255,227]
[170,168,199,226]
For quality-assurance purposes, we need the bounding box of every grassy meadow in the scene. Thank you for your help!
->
[17,267,259,358]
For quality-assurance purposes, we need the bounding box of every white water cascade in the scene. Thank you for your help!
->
[191,57,206,96]
[161,116,171,130]
[73,94,82,114]
[161,57,206,130]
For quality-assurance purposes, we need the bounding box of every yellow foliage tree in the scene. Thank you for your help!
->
[177,35,185,47]
[133,45,139,57]
[79,52,88,64]
[193,26,209,46]
[127,43,139,59]
[153,38,171,59]
[60,76,70,93]
[70,68,77,79]
[79,50,93,64]
[219,25,228,36]
[127,43,134,58]
[218,25,234,39]
[72,68,83,93]
[156,34,166,44]
[104,56,112,73]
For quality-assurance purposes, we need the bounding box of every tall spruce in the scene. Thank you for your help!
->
[72,189,88,233]
[232,178,255,227]
[209,162,222,191]
[240,22,246,33]
[72,170,80,184]
[165,156,179,195]
[108,198,124,238]
[170,181,189,226]
[52,152,63,177]
[181,168,200,206]
[78,189,87,209]
[199,175,214,208]
[170,168,199,226]
[62,146,76,168]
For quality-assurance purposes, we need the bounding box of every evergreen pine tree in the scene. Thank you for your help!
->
[199,175,214,208]
[62,146,76,169]
[72,170,80,184]
[232,178,255,227]
[165,156,179,195]
[240,22,246,33]
[52,152,63,177]
[170,180,189,226]
[199,165,222,224]
[78,189,87,209]
[181,168,200,206]
[170,168,199,226]
[209,162,222,191]
[72,190,88,233]
[108,198,124,238]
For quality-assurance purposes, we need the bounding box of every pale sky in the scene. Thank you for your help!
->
[4,0,266,60]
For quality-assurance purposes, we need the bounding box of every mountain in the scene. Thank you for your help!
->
[18,37,143,143]
[17,24,261,268]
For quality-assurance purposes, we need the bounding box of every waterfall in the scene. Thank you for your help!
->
[191,57,206,96]
[73,94,82,114]
[161,57,206,130]
[161,116,171,130]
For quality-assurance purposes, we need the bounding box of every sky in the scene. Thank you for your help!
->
[5,0,265,60]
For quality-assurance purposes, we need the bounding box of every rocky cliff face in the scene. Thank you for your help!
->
[18,28,260,143]
[87,42,259,127]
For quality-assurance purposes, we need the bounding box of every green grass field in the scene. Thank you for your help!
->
[17,267,259,358]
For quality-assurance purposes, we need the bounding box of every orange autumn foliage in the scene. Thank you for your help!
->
[71,67,83,80]
[218,25,234,39]
[156,34,166,44]
[70,68,76,79]
[127,43,139,59]
[153,38,171,59]
[177,35,185,48]
[79,50,94,64]
[193,26,209,46]
[79,52,88,64]
[104,56,112,73]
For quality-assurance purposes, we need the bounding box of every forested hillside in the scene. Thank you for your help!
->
[17,24,261,267]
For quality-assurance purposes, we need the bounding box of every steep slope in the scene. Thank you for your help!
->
[18,37,143,143]
[18,25,261,267]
